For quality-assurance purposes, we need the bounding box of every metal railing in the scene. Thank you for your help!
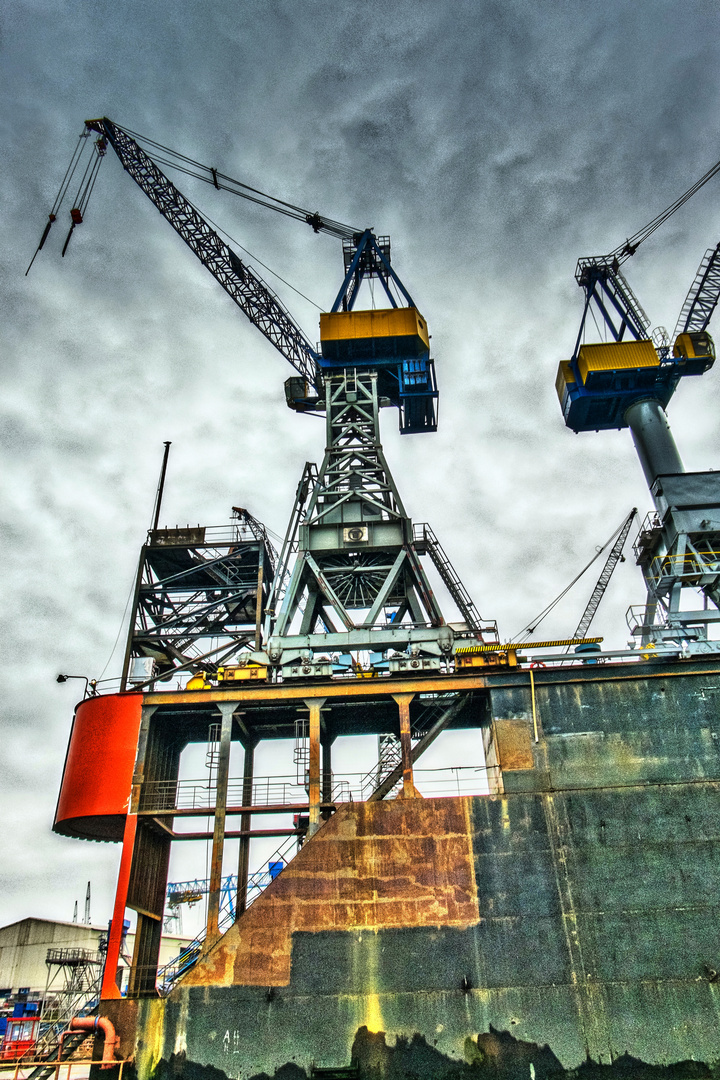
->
[157,831,302,993]
[644,548,720,590]
[154,765,493,992]
[44,951,100,967]
[0,1059,131,1080]
[142,766,494,817]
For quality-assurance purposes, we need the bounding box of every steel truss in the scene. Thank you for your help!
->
[270,371,440,641]
[122,509,276,689]
[86,119,320,386]
[673,242,720,344]
[573,259,651,361]
[264,371,491,669]
[628,472,720,647]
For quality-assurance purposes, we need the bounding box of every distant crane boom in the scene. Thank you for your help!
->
[569,508,637,645]
[85,118,320,388]
[673,241,720,343]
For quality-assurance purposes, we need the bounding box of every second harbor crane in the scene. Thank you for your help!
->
[556,162,720,647]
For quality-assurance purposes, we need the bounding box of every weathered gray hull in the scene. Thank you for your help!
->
[100,658,720,1080]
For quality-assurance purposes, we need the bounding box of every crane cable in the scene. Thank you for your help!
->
[564,507,637,650]
[27,123,342,310]
[180,190,323,311]
[25,129,92,274]
[512,508,637,642]
[60,136,107,257]
[607,156,720,266]
[113,121,360,241]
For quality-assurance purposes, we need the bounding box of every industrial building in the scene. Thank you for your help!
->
[0,918,191,1001]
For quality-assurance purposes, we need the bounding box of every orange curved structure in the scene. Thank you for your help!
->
[69,1015,119,1068]
[54,693,143,841]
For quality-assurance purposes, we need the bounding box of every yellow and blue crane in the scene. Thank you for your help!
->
[31,118,496,688]
[557,161,720,647]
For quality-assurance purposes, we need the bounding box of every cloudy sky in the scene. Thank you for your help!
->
[3,0,720,933]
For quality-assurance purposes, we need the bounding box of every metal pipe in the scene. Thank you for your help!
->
[151,441,172,533]
[530,668,539,744]
[206,703,234,945]
[236,739,255,919]
[321,736,333,806]
[625,399,684,487]
[69,1016,119,1069]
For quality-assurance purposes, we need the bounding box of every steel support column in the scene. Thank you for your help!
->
[303,698,326,837]
[626,398,684,486]
[206,702,235,946]
[235,738,256,919]
[101,812,138,999]
[322,735,334,808]
[393,693,416,797]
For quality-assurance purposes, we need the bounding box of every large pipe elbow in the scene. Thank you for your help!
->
[70,1016,119,1069]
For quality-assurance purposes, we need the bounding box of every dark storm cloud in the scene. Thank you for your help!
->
[2,0,720,925]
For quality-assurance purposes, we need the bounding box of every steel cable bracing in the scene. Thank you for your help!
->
[100,120,359,241]
[83,118,320,385]
[513,509,638,643]
[605,156,720,266]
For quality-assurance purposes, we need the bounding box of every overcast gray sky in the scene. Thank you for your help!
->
[3,0,720,932]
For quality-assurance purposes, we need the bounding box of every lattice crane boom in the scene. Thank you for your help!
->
[569,508,637,645]
[85,118,321,389]
[672,241,720,343]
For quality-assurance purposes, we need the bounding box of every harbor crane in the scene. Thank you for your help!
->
[556,161,720,647]
[33,119,497,688]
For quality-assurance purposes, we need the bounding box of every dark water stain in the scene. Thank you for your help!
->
[142,1027,718,1080]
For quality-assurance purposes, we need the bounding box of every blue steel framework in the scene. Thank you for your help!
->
[558,181,720,647]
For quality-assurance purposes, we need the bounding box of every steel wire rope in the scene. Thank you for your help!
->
[589,304,604,342]
[26,131,92,274]
[511,513,633,642]
[53,131,91,215]
[96,573,137,683]
[610,156,720,262]
[76,150,105,215]
[113,121,359,239]
[181,190,323,312]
